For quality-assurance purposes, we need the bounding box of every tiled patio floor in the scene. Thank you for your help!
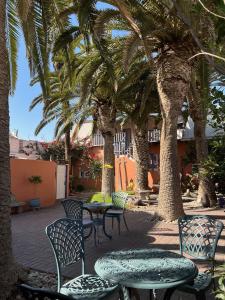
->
[12,200,225,299]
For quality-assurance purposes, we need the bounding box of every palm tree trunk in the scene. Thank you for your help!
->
[97,102,116,197]
[157,50,191,221]
[132,123,150,191]
[64,129,71,163]
[189,87,217,207]
[0,1,19,297]
[101,132,115,197]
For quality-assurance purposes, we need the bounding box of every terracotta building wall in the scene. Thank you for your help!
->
[71,147,103,191]
[72,141,191,192]
[10,159,57,207]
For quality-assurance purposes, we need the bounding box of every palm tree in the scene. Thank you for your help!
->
[0,1,63,295]
[74,45,117,197]
[0,1,19,297]
[189,60,217,207]
[30,71,76,163]
[92,0,221,221]
[114,50,159,192]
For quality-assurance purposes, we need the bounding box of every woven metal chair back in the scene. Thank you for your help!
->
[112,192,128,209]
[178,215,224,260]
[61,199,83,220]
[46,218,84,290]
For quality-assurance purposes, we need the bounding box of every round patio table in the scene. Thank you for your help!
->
[84,202,112,240]
[95,248,198,300]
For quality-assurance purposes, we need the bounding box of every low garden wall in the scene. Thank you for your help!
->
[10,159,57,207]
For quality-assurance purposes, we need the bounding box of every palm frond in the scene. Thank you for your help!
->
[29,95,44,111]
[6,0,20,93]
[53,26,81,54]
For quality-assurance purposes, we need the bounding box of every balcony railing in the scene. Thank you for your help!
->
[92,131,128,147]
[92,131,132,156]
[148,129,161,142]
[92,128,185,153]
[92,132,104,146]
[148,128,184,142]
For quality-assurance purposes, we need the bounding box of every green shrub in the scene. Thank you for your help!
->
[76,184,85,192]
[214,264,225,300]
[28,176,42,184]
[125,190,135,195]
[88,192,112,203]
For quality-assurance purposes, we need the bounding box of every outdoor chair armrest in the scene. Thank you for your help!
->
[18,284,73,300]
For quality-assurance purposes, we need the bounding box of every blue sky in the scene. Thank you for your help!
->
[9,36,56,141]
[9,2,117,141]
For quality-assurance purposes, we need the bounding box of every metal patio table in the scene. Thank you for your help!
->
[95,248,198,300]
[83,202,112,240]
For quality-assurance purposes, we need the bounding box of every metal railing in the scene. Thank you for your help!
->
[92,128,185,154]
[148,129,161,142]
[92,132,104,146]
[148,128,184,142]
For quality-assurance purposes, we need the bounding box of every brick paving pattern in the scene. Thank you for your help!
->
[12,200,225,299]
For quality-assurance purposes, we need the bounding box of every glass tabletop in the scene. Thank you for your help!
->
[95,248,198,289]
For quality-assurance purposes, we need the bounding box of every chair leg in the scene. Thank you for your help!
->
[119,286,131,300]
[112,217,114,229]
[123,214,129,231]
[118,216,121,235]
[196,291,206,300]
[93,225,97,247]
[163,288,176,300]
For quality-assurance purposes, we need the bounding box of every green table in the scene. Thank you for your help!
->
[84,202,112,240]
[95,248,198,299]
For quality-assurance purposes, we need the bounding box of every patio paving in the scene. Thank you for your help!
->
[12,200,225,299]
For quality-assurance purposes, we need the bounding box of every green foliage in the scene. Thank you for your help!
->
[28,176,42,185]
[6,0,19,93]
[89,159,102,180]
[215,264,225,300]
[181,173,199,193]
[88,192,112,203]
[79,146,102,180]
[69,175,75,192]
[209,88,225,131]
[77,184,85,192]
[125,190,135,195]
[182,142,197,166]
[204,136,225,193]
[40,142,65,163]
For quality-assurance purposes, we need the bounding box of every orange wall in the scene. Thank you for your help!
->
[72,147,103,191]
[72,141,191,192]
[10,159,57,207]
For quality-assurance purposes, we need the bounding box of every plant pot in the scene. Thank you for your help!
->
[29,198,40,208]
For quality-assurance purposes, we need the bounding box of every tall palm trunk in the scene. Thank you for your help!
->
[101,132,115,196]
[0,1,18,297]
[157,50,192,221]
[132,122,150,191]
[189,86,217,207]
[64,128,71,163]
[97,102,116,197]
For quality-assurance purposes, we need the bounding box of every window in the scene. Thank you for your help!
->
[150,153,159,171]
[79,170,90,179]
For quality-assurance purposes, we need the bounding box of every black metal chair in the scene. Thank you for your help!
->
[104,192,129,235]
[177,215,224,300]
[45,218,118,299]
[61,199,97,245]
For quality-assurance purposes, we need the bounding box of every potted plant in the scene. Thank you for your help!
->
[28,175,42,208]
